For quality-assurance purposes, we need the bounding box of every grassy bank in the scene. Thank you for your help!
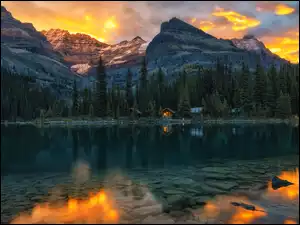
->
[1,116,299,128]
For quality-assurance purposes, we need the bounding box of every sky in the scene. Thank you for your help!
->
[2,1,299,63]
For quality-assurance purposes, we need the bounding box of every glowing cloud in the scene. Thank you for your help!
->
[212,8,261,31]
[190,18,216,32]
[262,29,299,63]
[199,21,216,32]
[275,4,295,15]
[256,2,296,15]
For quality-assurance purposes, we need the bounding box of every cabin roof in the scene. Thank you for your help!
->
[161,108,176,113]
[191,107,203,113]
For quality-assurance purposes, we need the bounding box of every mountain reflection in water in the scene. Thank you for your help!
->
[1,124,299,174]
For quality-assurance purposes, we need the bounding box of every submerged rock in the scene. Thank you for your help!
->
[271,176,294,190]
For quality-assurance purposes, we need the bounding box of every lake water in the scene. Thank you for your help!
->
[1,124,299,224]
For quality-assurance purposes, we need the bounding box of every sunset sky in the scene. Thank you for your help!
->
[2,1,299,63]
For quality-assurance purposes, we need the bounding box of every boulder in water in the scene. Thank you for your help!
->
[271,176,294,190]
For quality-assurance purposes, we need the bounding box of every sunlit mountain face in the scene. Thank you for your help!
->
[2,1,299,63]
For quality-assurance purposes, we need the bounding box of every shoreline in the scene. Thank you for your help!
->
[1,117,299,128]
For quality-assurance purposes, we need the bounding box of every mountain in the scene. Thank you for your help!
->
[41,29,108,65]
[100,36,147,67]
[145,17,287,75]
[42,29,148,75]
[1,6,85,99]
[231,34,286,66]
[1,6,59,60]
[2,8,290,91]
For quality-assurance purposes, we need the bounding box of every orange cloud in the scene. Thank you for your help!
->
[212,8,261,31]
[190,18,217,32]
[256,2,296,15]
[1,1,124,44]
[261,29,299,63]
[275,4,295,15]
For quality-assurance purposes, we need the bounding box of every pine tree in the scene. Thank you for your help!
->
[45,106,53,118]
[82,88,89,115]
[72,80,79,116]
[89,104,94,118]
[210,91,228,117]
[126,69,134,109]
[254,62,267,110]
[106,90,112,118]
[266,64,278,117]
[115,85,121,119]
[178,73,191,118]
[290,83,299,115]
[139,57,148,114]
[239,63,252,114]
[95,57,107,117]
[68,106,72,118]
[276,92,292,118]
[278,65,287,94]
[156,67,165,110]
[196,68,204,101]
[40,109,45,125]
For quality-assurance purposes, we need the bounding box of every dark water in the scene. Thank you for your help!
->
[1,124,299,224]
[1,124,299,174]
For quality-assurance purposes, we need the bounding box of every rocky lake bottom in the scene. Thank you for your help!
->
[1,155,299,224]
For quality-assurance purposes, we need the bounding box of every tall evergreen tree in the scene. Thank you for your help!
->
[254,62,267,109]
[276,92,292,118]
[126,69,134,109]
[82,88,89,115]
[72,80,79,116]
[178,70,191,117]
[278,65,287,94]
[156,67,165,110]
[115,85,121,119]
[95,57,107,117]
[138,57,148,114]
[266,64,278,116]
[239,63,252,114]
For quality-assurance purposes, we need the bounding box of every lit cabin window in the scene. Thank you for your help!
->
[163,111,171,117]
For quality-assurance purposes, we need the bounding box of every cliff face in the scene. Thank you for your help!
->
[41,29,108,65]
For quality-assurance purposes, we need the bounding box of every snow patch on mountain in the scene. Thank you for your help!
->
[71,63,91,75]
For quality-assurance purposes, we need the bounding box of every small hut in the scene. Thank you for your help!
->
[191,107,203,119]
[161,108,175,119]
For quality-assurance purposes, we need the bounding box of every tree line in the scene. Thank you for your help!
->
[1,57,299,121]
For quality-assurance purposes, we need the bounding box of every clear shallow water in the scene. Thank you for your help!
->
[1,124,299,223]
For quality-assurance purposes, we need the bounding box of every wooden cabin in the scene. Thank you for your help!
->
[161,108,175,119]
[191,107,203,120]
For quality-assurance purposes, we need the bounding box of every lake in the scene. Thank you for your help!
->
[1,124,299,224]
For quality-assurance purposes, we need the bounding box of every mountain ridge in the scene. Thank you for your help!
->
[1,6,292,90]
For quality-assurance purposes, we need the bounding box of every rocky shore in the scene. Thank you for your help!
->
[1,117,298,128]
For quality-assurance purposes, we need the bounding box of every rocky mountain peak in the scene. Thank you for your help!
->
[160,17,213,38]
[231,35,267,53]
[132,36,145,43]
[242,34,257,40]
